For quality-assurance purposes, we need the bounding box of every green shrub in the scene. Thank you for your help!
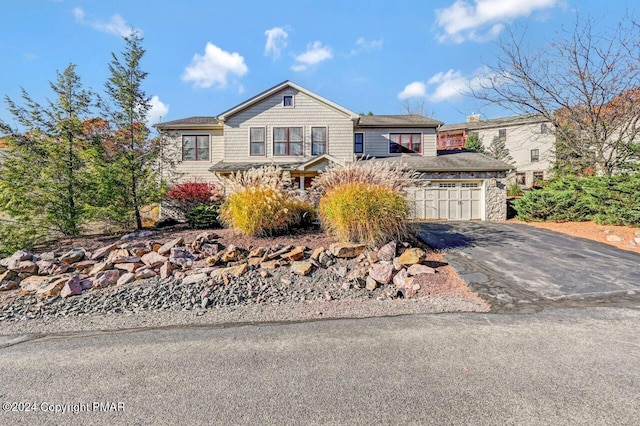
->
[185,203,221,229]
[318,182,408,246]
[514,174,640,226]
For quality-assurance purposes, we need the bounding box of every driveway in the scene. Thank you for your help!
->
[416,222,640,313]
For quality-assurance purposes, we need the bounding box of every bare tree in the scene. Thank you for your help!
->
[472,15,640,176]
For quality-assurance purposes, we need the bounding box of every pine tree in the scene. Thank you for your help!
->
[463,133,485,153]
[486,136,514,165]
[0,64,97,251]
[100,33,159,229]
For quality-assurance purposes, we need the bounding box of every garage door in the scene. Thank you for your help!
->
[406,181,482,220]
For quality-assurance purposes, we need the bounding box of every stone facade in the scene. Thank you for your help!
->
[418,171,508,221]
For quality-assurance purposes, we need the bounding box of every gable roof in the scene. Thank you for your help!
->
[439,114,549,132]
[372,151,512,172]
[217,80,360,121]
[357,114,443,128]
[154,116,222,130]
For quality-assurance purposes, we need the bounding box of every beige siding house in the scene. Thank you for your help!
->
[155,81,512,220]
[438,115,555,187]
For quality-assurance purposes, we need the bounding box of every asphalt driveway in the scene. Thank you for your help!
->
[416,222,640,313]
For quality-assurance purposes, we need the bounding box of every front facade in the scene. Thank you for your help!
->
[438,115,556,187]
[155,81,511,220]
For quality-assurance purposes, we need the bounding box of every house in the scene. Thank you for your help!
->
[437,114,555,187]
[155,81,511,221]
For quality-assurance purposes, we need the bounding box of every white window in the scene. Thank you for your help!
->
[249,127,265,156]
[283,95,294,108]
[311,127,326,156]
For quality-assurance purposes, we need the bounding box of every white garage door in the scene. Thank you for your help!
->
[406,181,482,220]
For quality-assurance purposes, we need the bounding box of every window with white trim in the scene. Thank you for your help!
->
[273,127,303,156]
[249,127,265,156]
[311,127,326,156]
[182,135,209,161]
[498,128,507,141]
[283,95,294,108]
[389,133,422,154]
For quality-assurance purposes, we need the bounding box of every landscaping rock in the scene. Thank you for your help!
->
[365,276,378,291]
[9,260,38,274]
[377,242,397,262]
[60,248,86,265]
[158,237,184,256]
[141,251,168,268]
[36,276,69,298]
[136,269,157,280]
[368,263,394,284]
[90,243,119,260]
[393,268,414,290]
[605,235,623,242]
[114,263,142,273]
[397,248,425,266]
[89,261,112,276]
[93,270,120,289]
[281,246,306,261]
[311,247,325,260]
[290,261,313,276]
[160,261,173,279]
[182,273,208,285]
[116,272,136,286]
[60,276,83,298]
[211,264,248,281]
[20,275,54,295]
[407,264,436,276]
[0,270,19,291]
[329,243,366,258]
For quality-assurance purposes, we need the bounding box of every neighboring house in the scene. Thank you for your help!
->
[437,114,555,187]
[155,81,511,221]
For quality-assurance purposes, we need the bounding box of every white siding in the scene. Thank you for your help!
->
[358,127,437,157]
[223,88,355,164]
[163,129,224,183]
[474,122,554,178]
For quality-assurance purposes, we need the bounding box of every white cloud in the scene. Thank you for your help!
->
[264,27,288,60]
[349,37,384,55]
[424,68,495,102]
[435,0,561,43]
[147,96,169,125]
[398,81,427,100]
[182,42,248,89]
[291,41,333,71]
[73,7,141,37]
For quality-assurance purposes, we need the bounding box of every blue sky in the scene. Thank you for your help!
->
[0,0,635,130]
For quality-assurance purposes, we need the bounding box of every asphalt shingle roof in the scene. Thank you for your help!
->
[439,114,548,132]
[358,115,443,127]
[371,151,512,172]
[154,116,221,129]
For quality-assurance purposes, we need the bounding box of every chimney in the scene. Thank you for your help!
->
[466,114,481,123]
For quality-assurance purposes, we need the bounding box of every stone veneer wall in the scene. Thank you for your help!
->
[418,171,508,221]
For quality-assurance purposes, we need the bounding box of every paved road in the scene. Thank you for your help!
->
[417,222,640,313]
[1,308,639,425]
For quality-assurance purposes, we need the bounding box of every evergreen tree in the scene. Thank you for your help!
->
[99,33,159,229]
[0,64,97,251]
[486,136,514,165]
[463,133,485,153]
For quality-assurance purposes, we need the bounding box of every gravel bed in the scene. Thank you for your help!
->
[0,264,488,335]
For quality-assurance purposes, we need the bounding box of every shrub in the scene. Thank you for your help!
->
[219,166,315,236]
[312,159,417,245]
[311,158,419,198]
[185,203,221,229]
[514,175,640,226]
[220,187,313,236]
[319,183,408,246]
[164,181,223,221]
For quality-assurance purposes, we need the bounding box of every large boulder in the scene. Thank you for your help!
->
[368,263,394,284]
